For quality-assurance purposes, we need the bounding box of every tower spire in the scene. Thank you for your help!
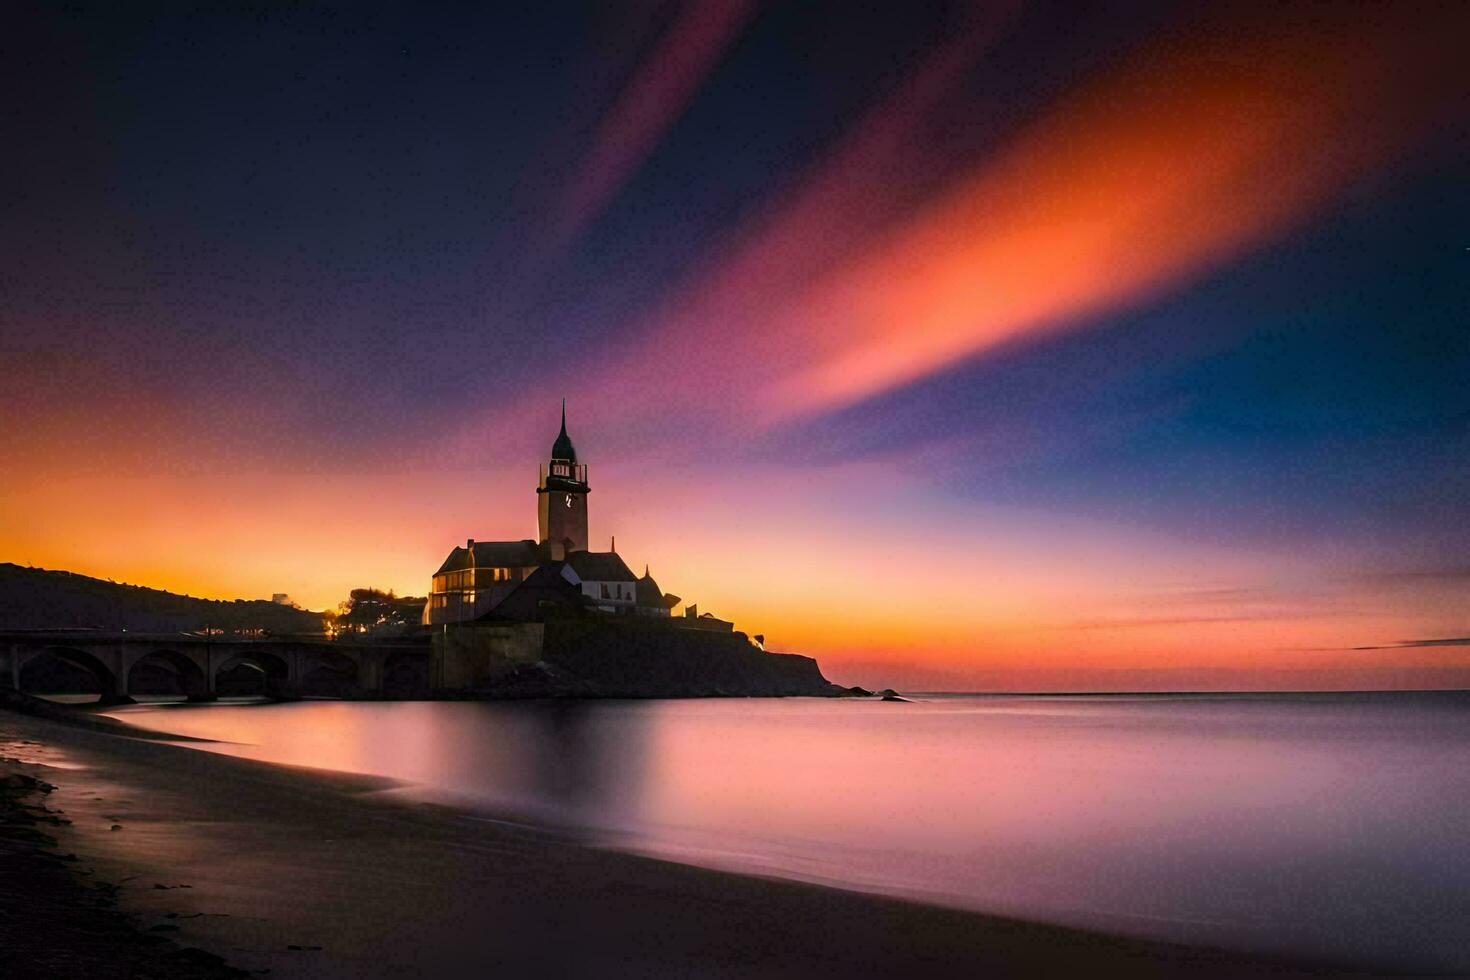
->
[538,398,588,559]
[550,399,577,462]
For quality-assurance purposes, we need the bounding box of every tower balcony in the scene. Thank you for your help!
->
[547,461,587,484]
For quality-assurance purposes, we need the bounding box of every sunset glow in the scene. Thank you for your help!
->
[3,2,1467,690]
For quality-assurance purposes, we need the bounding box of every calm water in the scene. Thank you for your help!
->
[106,693,1470,970]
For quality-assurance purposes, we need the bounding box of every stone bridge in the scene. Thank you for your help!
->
[0,630,433,704]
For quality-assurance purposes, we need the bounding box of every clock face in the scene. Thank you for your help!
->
[564,494,572,508]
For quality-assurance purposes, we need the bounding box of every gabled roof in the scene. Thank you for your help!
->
[479,562,590,622]
[565,550,636,582]
[434,539,543,576]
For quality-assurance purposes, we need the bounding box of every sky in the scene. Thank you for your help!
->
[2,1,1467,690]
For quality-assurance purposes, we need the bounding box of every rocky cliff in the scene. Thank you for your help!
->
[485,616,837,698]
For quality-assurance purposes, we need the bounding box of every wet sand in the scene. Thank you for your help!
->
[0,734,245,978]
[0,705,1364,978]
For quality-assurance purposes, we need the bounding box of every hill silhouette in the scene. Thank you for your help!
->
[0,563,324,634]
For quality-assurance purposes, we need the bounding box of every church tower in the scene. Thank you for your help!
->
[537,401,590,560]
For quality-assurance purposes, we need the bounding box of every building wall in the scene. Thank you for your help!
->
[432,622,545,691]
[427,566,538,626]
[538,489,588,556]
[580,579,635,613]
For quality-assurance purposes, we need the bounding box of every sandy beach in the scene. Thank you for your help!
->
[0,704,1365,978]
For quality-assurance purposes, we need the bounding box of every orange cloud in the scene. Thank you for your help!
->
[766,9,1443,417]
[533,4,1463,440]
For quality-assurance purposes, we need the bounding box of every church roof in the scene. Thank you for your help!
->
[565,550,636,582]
[479,562,590,622]
[434,539,543,575]
[635,569,680,609]
[551,400,576,462]
[636,569,663,607]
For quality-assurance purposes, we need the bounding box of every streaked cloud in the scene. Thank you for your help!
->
[547,0,758,255]
[1350,638,1470,652]
[541,3,1464,444]
[763,6,1462,418]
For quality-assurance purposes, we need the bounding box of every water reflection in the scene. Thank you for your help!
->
[121,699,650,835]
[107,693,1470,970]
[523,700,648,834]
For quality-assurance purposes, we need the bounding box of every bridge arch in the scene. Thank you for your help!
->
[17,646,118,704]
[299,647,360,697]
[126,649,211,702]
[383,650,430,698]
[215,650,291,699]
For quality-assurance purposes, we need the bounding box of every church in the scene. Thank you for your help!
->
[425,405,688,626]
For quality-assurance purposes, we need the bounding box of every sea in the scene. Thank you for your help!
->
[104,692,1470,971]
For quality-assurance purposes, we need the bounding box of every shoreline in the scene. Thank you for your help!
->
[1,702,1370,978]
[0,726,246,978]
